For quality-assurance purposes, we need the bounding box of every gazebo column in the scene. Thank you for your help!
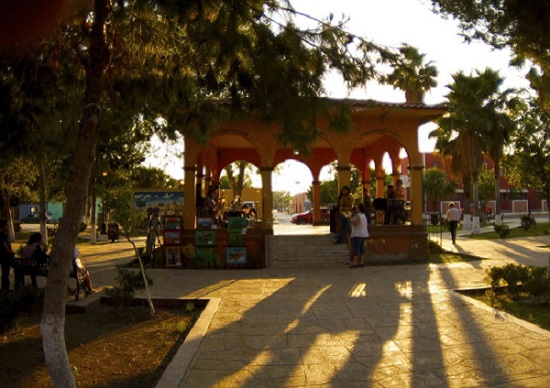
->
[204,169,212,190]
[183,166,197,230]
[392,159,401,184]
[375,166,385,198]
[260,166,274,234]
[409,165,424,225]
[362,179,371,202]
[311,180,322,225]
[196,172,204,202]
[336,165,351,193]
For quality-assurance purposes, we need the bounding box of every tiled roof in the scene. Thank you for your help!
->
[324,98,448,110]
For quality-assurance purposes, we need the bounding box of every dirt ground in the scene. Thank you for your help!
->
[0,302,199,387]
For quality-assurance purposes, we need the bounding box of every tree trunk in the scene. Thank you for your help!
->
[494,156,502,225]
[41,1,109,386]
[90,191,97,244]
[405,90,424,103]
[462,176,472,230]
[1,186,16,242]
[38,161,48,245]
[472,178,481,234]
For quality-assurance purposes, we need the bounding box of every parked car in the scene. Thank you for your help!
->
[20,211,53,224]
[291,208,329,224]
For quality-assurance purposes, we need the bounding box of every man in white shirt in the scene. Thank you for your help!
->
[445,202,462,244]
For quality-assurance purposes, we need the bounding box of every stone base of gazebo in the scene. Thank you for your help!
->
[175,225,427,268]
[366,225,428,263]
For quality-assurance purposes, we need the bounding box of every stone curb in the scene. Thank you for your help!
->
[156,297,221,388]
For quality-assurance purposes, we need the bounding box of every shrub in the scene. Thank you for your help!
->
[500,264,530,300]
[492,223,511,239]
[105,267,153,305]
[520,213,537,231]
[485,266,506,289]
[485,264,550,304]
[525,266,550,304]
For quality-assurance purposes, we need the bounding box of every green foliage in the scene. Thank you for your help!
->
[184,302,196,313]
[429,1,550,110]
[484,289,499,306]
[108,187,146,237]
[222,161,255,198]
[431,68,515,218]
[423,168,457,210]
[106,267,153,305]
[130,166,180,189]
[485,266,506,289]
[176,320,191,334]
[520,214,537,231]
[312,162,364,205]
[525,266,550,304]
[485,264,550,306]
[492,223,510,239]
[503,99,550,212]
[485,264,532,301]
[478,167,495,205]
[381,44,438,102]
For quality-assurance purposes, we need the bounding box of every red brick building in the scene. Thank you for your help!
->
[418,153,546,214]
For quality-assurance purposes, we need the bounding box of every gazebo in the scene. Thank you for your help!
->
[180,99,447,266]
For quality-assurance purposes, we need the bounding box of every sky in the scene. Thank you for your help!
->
[145,0,531,194]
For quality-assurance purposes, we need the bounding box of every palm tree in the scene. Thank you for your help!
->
[430,69,507,233]
[383,44,438,103]
[482,85,518,224]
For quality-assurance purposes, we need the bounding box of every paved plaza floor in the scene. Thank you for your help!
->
[59,218,550,387]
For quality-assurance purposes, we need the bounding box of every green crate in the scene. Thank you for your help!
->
[228,216,247,230]
[227,231,244,246]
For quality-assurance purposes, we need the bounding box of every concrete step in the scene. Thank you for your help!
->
[267,235,350,267]
[66,294,101,314]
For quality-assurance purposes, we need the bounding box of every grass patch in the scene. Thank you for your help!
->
[459,288,550,331]
[425,224,463,234]
[469,222,550,240]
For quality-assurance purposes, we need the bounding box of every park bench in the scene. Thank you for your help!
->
[14,258,88,301]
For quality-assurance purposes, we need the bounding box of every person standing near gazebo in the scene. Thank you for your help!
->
[334,186,354,244]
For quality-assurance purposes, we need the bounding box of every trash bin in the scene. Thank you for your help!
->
[108,223,119,242]
[430,213,439,226]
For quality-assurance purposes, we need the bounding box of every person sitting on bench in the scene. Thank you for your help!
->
[18,232,49,289]
[68,247,97,294]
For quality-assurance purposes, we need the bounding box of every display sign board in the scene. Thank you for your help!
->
[226,247,246,265]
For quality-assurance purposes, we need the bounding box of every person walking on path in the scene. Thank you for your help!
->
[335,186,354,244]
[350,203,369,268]
[445,202,462,244]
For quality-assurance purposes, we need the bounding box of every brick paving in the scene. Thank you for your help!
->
[67,220,550,387]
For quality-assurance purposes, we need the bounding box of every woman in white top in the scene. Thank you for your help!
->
[69,247,97,294]
[350,203,370,268]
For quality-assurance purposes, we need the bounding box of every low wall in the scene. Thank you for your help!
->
[366,225,428,263]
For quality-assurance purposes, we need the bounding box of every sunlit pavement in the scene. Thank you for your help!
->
[27,217,550,386]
